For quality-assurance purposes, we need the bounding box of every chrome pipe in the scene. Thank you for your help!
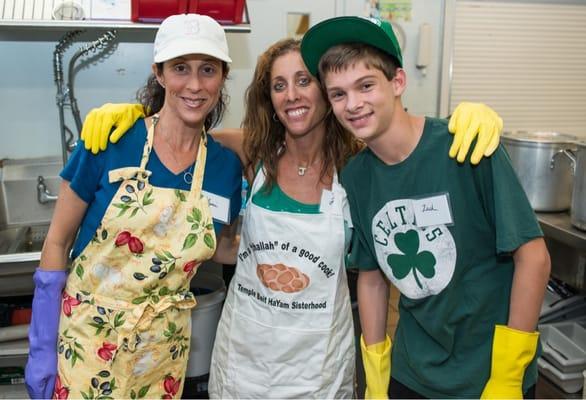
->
[37,176,58,204]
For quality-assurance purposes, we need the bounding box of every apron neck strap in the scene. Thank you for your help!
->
[249,164,267,199]
[140,115,157,171]
[189,129,207,198]
[332,169,340,185]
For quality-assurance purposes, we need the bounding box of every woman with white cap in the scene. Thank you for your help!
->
[24,14,242,399]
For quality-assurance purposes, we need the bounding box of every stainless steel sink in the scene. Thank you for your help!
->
[15,225,48,253]
[0,227,26,255]
[0,225,48,256]
[0,224,49,297]
[0,157,61,227]
[0,157,60,296]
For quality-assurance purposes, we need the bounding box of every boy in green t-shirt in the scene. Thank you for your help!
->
[301,16,551,399]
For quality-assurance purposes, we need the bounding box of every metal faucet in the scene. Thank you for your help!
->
[53,30,117,165]
[37,176,58,204]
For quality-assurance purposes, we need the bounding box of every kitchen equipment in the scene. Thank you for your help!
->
[52,1,85,20]
[0,157,61,228]
[0,366,25,386]
[538,357,584,393]
[53,29,117,164]
[538,320,586,393]
[540,322,586,374]
[502,131,577,212]
[131,0,246,24]
[186,271,226,378]
[540,294,586,324]
[561,140,586,231]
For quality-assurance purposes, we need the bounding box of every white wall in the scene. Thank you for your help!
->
[0,0,445,160]
[0,30,155,159]
[344,0,444,117]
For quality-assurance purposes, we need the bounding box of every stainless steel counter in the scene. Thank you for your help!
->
[537,212,586,292]
[537,212,586,250]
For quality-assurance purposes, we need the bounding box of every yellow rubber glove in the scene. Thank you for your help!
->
[361,334,392,399]
[480,325,539,399]
[448,102,503,165]
[80,103,145,154]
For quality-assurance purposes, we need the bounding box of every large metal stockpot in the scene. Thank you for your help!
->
[502,131,577,212]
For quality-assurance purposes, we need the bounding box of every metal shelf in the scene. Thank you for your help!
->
[0,339,28,358]
[537,212,586,251]
[537,212,586,293]
[0,18,251,33]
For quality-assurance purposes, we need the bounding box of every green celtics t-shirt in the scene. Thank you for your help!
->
[340,117,543,398]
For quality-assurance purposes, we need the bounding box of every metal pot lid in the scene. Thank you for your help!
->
[503,130,578,144]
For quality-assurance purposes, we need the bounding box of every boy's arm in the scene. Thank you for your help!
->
[358,269,389,344]
[481,238,550,399]
[509,237,551,331]
[358,269,392,399]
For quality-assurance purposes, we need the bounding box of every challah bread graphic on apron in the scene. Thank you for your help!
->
[256,263,310,293]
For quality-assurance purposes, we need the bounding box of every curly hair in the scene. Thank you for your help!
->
[242,38,362,191]
[136,62,230,132]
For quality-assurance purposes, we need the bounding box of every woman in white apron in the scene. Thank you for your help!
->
[208,38,359,399]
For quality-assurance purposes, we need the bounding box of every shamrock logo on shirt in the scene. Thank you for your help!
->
[386,230,436,289]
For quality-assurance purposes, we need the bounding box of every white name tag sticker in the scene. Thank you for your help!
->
[412,193,453,228]
[202,190,231,224]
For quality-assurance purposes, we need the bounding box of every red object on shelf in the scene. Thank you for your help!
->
[188,0,245,25]
[132,0,245,24]
[11,308,32,325]
[131,0,189,23]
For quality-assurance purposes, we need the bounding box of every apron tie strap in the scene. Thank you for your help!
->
[121,292,197,353]
[88,291,197,362]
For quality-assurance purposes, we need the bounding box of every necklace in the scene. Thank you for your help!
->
[280,142,321,177]
[296,158,321,176]
[183,163,195,185]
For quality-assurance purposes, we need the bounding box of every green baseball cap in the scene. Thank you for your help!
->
[301,16,403,78]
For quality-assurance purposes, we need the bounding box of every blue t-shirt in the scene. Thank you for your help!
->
[61,119,242,259]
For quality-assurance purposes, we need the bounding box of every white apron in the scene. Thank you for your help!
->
[209,169,355,399]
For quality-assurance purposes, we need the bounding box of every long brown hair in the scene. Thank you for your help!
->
[242,38,362,190]
[136,61,230,132]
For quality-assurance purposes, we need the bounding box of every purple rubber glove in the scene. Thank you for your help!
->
[25,268,67,399]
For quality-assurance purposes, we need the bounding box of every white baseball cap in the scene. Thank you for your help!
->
[153,14,232,64]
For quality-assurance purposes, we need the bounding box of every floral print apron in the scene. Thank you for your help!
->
[54,116,216,399]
